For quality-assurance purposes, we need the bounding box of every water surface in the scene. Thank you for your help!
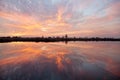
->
[0,42,120,80]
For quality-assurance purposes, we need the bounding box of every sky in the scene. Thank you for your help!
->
[0,0,120,37]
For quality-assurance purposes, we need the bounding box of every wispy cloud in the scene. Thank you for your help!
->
[0,0,120,37]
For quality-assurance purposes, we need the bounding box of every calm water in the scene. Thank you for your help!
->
[0,42,120,80]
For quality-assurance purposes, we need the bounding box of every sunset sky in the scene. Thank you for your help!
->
[0,0,120,37]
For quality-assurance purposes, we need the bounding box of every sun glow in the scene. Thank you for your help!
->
[11,33,25,36]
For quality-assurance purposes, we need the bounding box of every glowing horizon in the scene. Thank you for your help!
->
[0,0,120,37]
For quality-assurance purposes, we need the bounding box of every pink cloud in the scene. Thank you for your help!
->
[107,1,120,20]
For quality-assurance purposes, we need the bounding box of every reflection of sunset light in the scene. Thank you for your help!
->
[0,42,120,78]
[0,43,70,71]
[0,42,119,76]
[56,56,64,70]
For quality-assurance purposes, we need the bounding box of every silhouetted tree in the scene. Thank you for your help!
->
[65,34,68,39]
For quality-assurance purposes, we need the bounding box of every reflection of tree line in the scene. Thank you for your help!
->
[0,35,120,42]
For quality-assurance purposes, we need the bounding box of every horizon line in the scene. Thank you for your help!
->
[0,36,120,38]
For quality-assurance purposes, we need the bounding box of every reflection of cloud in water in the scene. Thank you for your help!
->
[0,42,120,80]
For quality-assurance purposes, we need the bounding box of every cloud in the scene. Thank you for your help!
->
[0,0,120,37]
[106,1,120,20]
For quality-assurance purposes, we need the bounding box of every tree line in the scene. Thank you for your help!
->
[0,35,120,42]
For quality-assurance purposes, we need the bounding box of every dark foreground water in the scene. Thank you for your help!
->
[0,42,120,80]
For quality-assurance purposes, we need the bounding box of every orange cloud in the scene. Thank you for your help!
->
[57,8,64,22]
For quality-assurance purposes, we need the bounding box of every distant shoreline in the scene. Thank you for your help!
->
[0,36,120,43]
